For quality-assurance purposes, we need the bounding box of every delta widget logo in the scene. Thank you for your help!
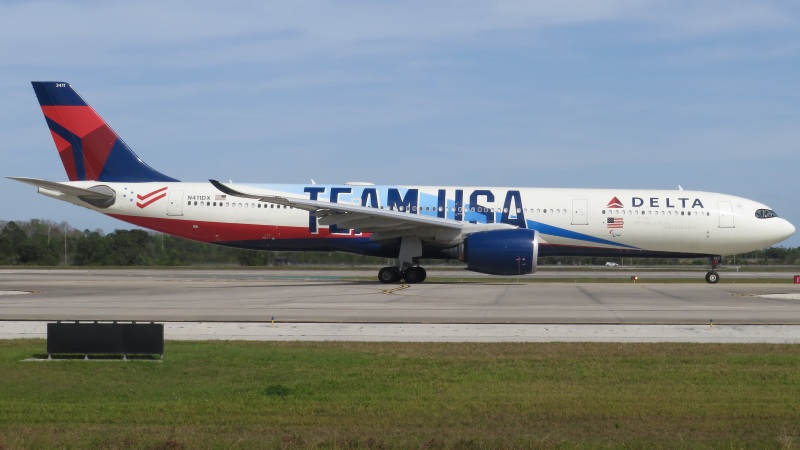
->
[606,197,623,208]
[606,197,624,237]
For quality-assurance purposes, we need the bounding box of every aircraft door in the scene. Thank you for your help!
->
[571,199,588,225]
[167,190,184,216]
[717,201,734,228]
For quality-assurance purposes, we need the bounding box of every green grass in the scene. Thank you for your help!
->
[1,340,799,449]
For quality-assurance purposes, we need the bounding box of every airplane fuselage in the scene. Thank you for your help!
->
[39,181,793,259]
[15,81,795,284]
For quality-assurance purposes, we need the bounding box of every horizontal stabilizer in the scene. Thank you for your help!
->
[7,177,114,199]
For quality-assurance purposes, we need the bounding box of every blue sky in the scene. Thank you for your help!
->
[2,0,799,247]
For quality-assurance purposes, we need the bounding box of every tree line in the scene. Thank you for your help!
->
[1,219,799,267]
[0,219,387,267]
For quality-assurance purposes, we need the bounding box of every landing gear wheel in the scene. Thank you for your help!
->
[378,267,402,284]
[705,271,720,284]
[403,267,425,284]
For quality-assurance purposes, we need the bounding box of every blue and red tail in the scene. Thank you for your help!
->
[31,81,178,183]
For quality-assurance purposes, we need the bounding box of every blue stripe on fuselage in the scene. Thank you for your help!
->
[526,220,637,249]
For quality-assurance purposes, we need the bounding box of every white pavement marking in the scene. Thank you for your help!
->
[2,321,800,343]
[759,293,800,300]
[0,291,29,296]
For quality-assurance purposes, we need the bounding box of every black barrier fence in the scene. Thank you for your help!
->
[47,322,164,359]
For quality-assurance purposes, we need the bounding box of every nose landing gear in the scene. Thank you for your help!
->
[705,256,721,284]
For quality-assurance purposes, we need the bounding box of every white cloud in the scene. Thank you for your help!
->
[2,0,795,68]
[3,0,800,245]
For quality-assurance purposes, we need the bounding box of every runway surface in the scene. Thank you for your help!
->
[2,269,800,342]
[3,321,799,344]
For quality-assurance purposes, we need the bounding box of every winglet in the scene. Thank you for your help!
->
[209,180,262,200]
[8,176,115,200]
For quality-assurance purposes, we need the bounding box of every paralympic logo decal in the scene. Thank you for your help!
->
[136,187,168,209]
[607,217,624,237]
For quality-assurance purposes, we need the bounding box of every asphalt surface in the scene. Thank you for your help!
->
[3,269,800,343]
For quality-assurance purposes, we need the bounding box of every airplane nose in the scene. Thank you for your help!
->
[778,218,796,241]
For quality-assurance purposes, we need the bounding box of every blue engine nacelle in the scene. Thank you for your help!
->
[448,229,539,276]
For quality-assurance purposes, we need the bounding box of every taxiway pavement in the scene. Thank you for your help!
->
[2,269,800,342]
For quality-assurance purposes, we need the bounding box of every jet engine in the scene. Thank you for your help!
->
[446,229,539,275]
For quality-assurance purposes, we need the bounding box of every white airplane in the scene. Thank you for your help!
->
[10,82,795,284]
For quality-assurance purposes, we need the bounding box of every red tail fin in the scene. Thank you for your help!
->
[31,81,178,182]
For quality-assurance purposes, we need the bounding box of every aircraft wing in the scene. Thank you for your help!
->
[8,177,115,200]
[210,180,515,241]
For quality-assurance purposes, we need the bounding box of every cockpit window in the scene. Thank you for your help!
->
[755,209,779,219]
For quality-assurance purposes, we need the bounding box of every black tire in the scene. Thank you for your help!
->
[705,271,720,284]
[403,267,425,284]
[418,267,427,283]
[378,267,400,284]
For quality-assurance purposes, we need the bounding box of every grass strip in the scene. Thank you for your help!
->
[1,340,799,449]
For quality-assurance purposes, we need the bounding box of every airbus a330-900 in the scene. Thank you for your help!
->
[10,82,795,283]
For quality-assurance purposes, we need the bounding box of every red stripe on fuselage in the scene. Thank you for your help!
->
[106,214,359,244]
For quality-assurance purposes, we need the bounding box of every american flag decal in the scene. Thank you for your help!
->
[607,217,624,228]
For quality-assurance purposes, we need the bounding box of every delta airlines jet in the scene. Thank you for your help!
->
[9,82,795,284]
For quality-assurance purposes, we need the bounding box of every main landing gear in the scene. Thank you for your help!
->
[377,235,427,284]
[378,266,428,284]
[705,255,722,284]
